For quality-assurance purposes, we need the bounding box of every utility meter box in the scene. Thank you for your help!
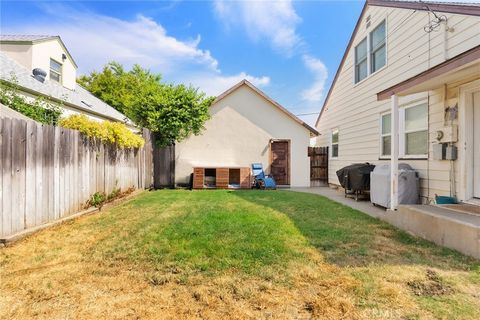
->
[433,143,446,160]
[437,125,458,143]
[446,145,458,160]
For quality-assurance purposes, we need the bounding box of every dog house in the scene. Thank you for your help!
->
[193,167,251,189]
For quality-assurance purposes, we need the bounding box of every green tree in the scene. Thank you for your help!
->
[78,62,214,146]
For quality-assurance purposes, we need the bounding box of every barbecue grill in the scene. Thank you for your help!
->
[336,163,376,201]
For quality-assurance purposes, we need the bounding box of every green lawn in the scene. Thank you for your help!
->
[1,190,479,319]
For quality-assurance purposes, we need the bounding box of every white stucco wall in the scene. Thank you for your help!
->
[175,84,312,187]
[32,40,77,90]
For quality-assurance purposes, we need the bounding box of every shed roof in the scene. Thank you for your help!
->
[0,52,132,124]
[214,79,319,136]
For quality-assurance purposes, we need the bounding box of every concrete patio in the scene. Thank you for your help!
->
[289,187,480,259]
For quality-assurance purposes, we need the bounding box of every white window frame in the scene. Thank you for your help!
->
[370,20,386,74]
[379,100,428,159]
[379,112,391,159]
[331,128,339,159]
[353,18,387,85]
[354,38,368,84]
[401,103,429,159]
[49,58,62,84]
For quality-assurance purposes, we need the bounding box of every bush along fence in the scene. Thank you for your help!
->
[0,117,153,239]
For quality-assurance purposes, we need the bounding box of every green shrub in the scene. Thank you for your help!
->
[59,114,144,148]
[88,192,107,210]
[0,79,62,125]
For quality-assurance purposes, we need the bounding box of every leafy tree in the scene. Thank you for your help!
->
[78,62,214,146]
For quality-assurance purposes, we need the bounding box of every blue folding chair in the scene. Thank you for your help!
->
[251,163,277,190]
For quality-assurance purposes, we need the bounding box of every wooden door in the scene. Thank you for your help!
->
[308,146,328,185]
[270,141,289,185]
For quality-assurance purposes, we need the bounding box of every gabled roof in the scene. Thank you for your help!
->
[0,34,78,68]
[214,79,319,136]
[0,52,132,125]
[315,0,480,127]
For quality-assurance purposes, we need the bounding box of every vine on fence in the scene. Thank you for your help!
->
[0,77,63,125]
[59,114,144,148]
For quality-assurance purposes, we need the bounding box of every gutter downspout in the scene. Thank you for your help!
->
[390,94,399,210]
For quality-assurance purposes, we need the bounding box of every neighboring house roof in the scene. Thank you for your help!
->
[0,34,78,68]
[0,102,32,121]
[315,0,480,127]
[0,52,131,124]
[214,79,320,136]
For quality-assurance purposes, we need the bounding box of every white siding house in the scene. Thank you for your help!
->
[175,80,318,187]
[315,0,480,206]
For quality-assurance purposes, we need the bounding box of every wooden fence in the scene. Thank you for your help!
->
[308,146,328,187]
[0,117,153,239]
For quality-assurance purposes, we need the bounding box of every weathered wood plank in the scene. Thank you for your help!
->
[53,126,60,220]
[35,122,44,224]
[25,120,36,227]
[0,118,9,237]
[11,119,27,233]
[0,119,3,236]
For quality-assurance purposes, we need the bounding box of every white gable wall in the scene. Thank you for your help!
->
[32,40,77,90]
[175,85,312,187]
[316,5,480,202]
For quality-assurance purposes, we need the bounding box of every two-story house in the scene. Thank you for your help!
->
[315,0,480,210]
[0,35,132,126]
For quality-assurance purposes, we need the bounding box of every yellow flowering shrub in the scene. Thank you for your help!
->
[59,114,144,148]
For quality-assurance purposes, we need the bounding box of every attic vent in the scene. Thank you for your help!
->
[81,100,93,108]
[366,15,371,28]
[32,68,47,83]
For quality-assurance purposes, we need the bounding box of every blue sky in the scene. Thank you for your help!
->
[1,1,365,125]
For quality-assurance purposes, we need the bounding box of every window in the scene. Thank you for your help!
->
[370,20,386,73]
[404,104,428,156]
[331,129,339,158]
[50,59,62,83]
[355,38,368,83]
[379,103,428,158]
[354,20,386,83]
[380,113,391,157]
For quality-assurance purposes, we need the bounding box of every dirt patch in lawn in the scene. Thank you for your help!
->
[407,269,454,297]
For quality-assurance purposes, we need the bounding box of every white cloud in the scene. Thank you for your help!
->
[213,0,302,55]
[4,4,269,96]
[301,54,328,102]
[187,72,270,96]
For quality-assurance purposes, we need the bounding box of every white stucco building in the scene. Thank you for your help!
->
[175,80,319,188]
